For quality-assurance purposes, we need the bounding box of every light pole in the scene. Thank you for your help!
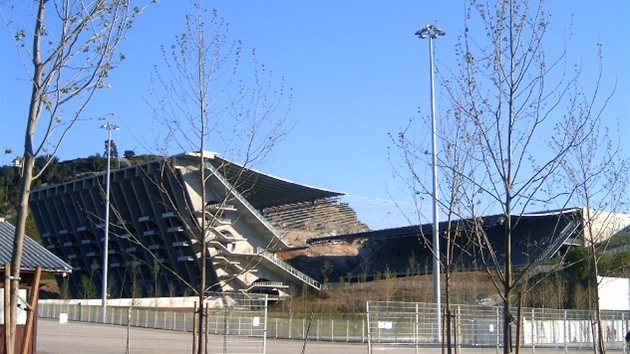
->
[415,24,445,342]
[101,121,119,321]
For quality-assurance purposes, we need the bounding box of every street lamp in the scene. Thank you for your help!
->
[415,24,445,341]
[100,121,119,321]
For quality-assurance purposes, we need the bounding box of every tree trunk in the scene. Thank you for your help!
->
[9,2,46,352]
[9,153,35,354]
[503,211,513,354]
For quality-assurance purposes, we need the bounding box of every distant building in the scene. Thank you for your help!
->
[305,208,630,280]
[29,152,360,299]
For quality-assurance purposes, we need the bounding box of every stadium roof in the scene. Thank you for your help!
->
[0,221,72,274]
[179,152,344,210]
[35,152,344,211]
[306,208,585,277]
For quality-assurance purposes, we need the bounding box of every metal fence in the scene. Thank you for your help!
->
[366,300,630,354]
[265,315,366,342]
[38,298,630,353]
[38,294,269,354]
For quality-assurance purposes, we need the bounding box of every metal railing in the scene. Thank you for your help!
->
[38,302,364,342]
[39,296,269,354]
[256,247,321,289]
[39,299,630,352]
[204,162,289,245]
[366,300,630,353]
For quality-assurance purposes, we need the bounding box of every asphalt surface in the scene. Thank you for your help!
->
[35,318,628,354]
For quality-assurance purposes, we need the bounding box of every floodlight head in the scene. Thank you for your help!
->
[415,24,446,39]
[101,122,120,130]
[415,29,428,39]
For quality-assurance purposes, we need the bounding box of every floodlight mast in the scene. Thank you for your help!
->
[101,122,119,322]
[415,24,445,343]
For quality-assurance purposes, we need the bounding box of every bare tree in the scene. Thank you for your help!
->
[147,3,289,353]
[555,60,629,353]
[400,1,615,353]
[460,1,619,352]
[0,1,150,352]
[394,97,480,353]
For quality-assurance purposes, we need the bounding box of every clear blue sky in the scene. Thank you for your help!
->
[1,1,628,229]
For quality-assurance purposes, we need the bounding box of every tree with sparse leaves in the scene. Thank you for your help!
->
[556,67,629,353]
[147,3,290,353]
[398,1,619,353]
[394,94,479,353]
[444,1,617,352]
[0,1,151,352]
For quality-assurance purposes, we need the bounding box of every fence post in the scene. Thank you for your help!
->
[564,310,569,354]
[457,306,461,354]
[289,316,292,339]
[415,303,419,354]
[192,302,197,354]
[363,319,366,344]
[496,306,500,354]
[532,308,536,354]
[125,306,131,354]
[366,302,372,354]
[263,295,268,354]
[623,313,626,354]
[331,319,334,341]
[346,319,350,342]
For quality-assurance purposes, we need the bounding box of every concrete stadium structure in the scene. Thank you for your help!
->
[29,152,353,299]
[302,208,630,281]
[28,151,630,301]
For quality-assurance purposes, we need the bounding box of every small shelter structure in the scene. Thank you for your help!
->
[0,220,72,354]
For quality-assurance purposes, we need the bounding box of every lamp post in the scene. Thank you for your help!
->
[101,121,119,321]
[415,24,445,342]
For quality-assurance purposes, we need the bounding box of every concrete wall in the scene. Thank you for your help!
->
[582,208,630,244]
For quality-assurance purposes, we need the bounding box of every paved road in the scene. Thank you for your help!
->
[35,318,627,354]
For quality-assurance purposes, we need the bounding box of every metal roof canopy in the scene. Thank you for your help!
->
[308,208,582,248]
[205,155,344,210]
[36,152,344,212]
[0,221,72,274]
